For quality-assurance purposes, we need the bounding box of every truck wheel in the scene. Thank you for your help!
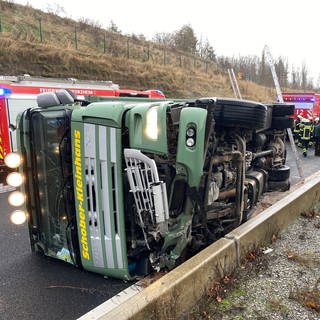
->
[267,178,290,192]
[271,116,294,129]
[282,149,287,165]
[270,104,295,117]
[268,165,290,182]
[214,98,268,130]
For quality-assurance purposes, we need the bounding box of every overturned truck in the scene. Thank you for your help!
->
[9,91,294,279]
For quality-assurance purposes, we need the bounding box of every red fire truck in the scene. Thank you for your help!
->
[282,92,320,120]
[0,75,165,180]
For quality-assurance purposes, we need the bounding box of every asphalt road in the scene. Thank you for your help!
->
[0,192,130,320]
[0,142,319,320]
[286,141,320,183]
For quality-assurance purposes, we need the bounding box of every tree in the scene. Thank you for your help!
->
[108,20,121,33]
[316,74,320,90]
[152,32,174,46]
[198,38,216,62]
[46,3,66,16]
[301,62,308,90]
[172,24,197,54]
[275,57,288,88]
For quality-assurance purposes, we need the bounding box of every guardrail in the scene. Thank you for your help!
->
[80,173,320,320]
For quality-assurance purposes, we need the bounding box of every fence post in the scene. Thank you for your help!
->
[147,44,150,61]
[205,61,208,73]
[194,57,196,68]
[163,47,166,65]
[0,15,2,33]
[179,55,182,67]
[127,39,130,59]
[38,18,43,42]
[74,26,78,50]
[103,33,106,53]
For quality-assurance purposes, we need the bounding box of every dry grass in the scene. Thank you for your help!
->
[267,297,289,314]
[287,250,320,268]
[289,279,320,313]
[0,1,278,101]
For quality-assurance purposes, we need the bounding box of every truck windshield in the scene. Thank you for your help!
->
[29,108,76,264]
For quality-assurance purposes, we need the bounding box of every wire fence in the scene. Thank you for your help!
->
[0,12,221,76]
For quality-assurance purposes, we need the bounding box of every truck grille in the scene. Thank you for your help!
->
[83,123,125,270]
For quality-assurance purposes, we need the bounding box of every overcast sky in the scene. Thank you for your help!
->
[14,0,320,83]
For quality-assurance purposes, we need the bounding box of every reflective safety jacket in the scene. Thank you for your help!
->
[300,123,312,140]
[293,120,301,134]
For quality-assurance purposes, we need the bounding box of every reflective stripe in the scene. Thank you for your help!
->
[0,136,3,160]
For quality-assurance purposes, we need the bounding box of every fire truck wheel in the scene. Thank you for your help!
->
[270,104,295,117]
[271,116,294,129]
[268,165,290,182]
[214,99,268,130]
[267,178,290,192]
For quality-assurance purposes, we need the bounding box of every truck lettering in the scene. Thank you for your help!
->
[74,129,90,260]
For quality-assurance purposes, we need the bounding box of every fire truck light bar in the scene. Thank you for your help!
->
[0,88,12,96]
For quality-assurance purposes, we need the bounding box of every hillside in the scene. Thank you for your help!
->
[0,1,277,101]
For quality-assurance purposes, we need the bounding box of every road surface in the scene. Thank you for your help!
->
[0,142,319,320]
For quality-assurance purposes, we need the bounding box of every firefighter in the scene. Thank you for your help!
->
[298,117,305,148]
[300,118,312,157]
[309,117,315,147]
[293,115,302,144]
[314,118,320,156]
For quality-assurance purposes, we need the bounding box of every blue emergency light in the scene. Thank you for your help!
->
[0,87,12,96]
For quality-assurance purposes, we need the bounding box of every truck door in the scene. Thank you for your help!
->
[6,95,38,151]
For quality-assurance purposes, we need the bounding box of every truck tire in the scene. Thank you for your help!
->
[270,104,295,117]
[271,116,294,129]
[214,98,268,130]
[268,165,290,182]
[267,178,290,192]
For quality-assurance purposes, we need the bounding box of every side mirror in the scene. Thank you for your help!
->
[9,124,16,132]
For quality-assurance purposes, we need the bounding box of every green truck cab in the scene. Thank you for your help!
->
[6,90,293,280]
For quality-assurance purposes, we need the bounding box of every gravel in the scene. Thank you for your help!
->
[188,211,320,319]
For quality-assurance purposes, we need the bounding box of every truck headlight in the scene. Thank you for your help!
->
[145,107,158,140]
[8,191,25,207]
[186,138,195,147]
[6,172,24,187]
[186,126,196,147]
[186,127,195,137]
[10,210,27,225]
[4,152,22,169]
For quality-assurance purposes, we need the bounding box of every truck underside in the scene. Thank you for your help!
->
[17,94,293,279]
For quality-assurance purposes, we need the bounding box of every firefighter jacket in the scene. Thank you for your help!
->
[293,120,301,134]
[300,123,312,140]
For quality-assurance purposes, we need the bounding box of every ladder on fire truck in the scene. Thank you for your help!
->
[227,68,242,99]
[0,74,119,90]
[263,45,304,180]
